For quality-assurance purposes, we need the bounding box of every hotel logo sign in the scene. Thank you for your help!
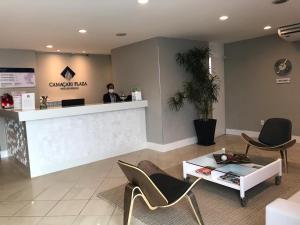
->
[49,66,87,90]
[61,66,75,81]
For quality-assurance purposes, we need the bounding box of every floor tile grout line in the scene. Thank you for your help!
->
[11,200,60,217]
[3,186,47,202]
[45,199,89,217]
[70,214,80,225]
[11,200,32,217]
[90,177,108,200]
[56,179,79,201]
[107,205,119,225]
[76,199,90,216]
[44,200,61,217]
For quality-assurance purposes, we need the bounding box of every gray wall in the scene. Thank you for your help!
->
[157,37,207,143]
[0,49,39,102]
[210,42,226,137]
[112,37,208,144]
[111,39,163,143]
[225,35,300,135]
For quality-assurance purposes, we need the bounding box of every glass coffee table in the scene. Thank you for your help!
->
[183,149,282,206]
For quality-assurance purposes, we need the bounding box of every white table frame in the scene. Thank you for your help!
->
[183,149,282,206]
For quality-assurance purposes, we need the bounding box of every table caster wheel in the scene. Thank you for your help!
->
[275,176,281,185]
[240,197,248,207]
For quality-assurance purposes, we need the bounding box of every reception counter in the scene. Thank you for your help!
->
[0,101,148,177]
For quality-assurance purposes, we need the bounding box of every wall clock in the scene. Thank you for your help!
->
[274,58,292,76]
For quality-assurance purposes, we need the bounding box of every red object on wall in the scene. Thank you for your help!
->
[1,93,14,109]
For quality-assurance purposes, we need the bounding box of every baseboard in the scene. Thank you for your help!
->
[292,135,300,143]
[226,129,300,143]
[215,128,226,138]
[147,137,197,152]
[0,150,9,158]
[226,129,260,137]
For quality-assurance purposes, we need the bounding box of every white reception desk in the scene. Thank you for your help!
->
[0,101,148,177]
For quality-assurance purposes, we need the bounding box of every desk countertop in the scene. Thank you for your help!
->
[0,100,148,121]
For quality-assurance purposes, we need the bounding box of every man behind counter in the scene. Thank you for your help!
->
[103,83,122,103]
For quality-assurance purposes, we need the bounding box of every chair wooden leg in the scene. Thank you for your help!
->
[124,183,138,225]
[284,149,288,173]
[245,144,250,156]
[186,191,205,225]
[280,150,288,173]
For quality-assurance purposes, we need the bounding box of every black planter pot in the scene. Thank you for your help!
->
[194,119,217,146]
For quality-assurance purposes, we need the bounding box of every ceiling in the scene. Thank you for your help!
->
[0,0,299,54]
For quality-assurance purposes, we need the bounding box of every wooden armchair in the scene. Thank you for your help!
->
[241,118,296,173]
[118,160,204,225]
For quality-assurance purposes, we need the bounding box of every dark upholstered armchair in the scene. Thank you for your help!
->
[118,160,204,225]
[241,118,296,173]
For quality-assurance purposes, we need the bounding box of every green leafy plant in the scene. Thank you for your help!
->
[169,47,219,121]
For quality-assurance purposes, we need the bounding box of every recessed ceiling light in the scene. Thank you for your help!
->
[46,45,53,49]
[82,51,86,53]
[264,25,272,30]
[219,16,229,21]
[138,0,149,5]
[272,0,289,4]
[116,33,127,37]
[78,29,87,34]
[56,49,61,52]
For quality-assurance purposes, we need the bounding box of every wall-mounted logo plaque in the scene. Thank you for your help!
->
[49,66,87,90]
[61,66,75,81]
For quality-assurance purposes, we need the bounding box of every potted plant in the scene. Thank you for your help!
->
[169,47,219,146]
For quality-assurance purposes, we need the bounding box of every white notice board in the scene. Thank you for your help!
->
[0,68,36,88]
[21,93,35,110]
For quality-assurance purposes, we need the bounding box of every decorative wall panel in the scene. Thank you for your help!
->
[5,119,29,168]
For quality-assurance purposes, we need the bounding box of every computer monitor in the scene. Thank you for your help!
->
[61,98,85,107]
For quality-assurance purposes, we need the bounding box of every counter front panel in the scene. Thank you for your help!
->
[0,101,148,177]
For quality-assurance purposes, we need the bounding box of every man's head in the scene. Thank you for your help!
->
[106,83,114,93]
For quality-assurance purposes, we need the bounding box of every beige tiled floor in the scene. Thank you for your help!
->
[15,201,58,217]
[0,201,29,216]
[0,135,299,225]
[38,216,76,225]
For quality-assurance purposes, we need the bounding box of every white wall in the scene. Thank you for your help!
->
[210,42,226,137]
[37,53,112,104]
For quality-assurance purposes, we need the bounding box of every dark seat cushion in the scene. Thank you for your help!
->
[149,173,191,204]
[258,118,292,146]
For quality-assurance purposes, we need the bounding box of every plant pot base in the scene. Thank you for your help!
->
[197,141,215,146]
[194,119,217,146]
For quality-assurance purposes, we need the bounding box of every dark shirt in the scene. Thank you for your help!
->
[103,92,121,103]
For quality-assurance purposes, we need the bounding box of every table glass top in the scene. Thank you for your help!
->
[186,149,276,177]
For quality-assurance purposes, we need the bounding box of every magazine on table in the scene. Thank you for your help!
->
[218,172,240,185]
[216,164,257,176]
[195,166,216,175]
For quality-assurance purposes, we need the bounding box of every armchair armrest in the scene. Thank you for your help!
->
[241,133,296,151]
[266,198,300,225]
[241,133,267,148]
[274,139,296,149]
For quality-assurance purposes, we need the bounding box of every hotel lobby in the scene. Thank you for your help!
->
[0,0,300,225]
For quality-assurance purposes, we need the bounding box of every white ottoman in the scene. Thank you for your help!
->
[266,191,300,225]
